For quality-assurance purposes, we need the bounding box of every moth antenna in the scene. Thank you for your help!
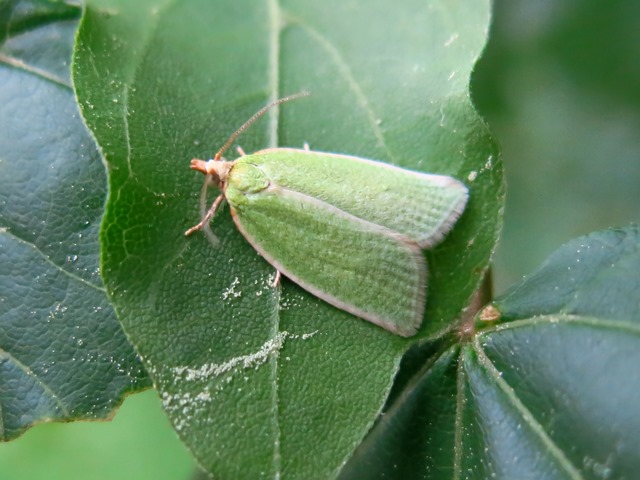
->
[214,91,310,160]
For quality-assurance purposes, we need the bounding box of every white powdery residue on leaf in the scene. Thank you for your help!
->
[468,155,495,182]
[221,276,241,301]
[172,332,289,382]
[171,330,319,383]
[583,454,614,479]
[160,388,214,432]
[255,272,278,297]
[484,155,493,170]
[300,330,318,340]
[195,390,211,402]
[279,291,306,311]
[48,302,68,320]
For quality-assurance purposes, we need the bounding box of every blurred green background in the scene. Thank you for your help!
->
[0,391,197,479]
[474,0,640,292]
[2,1,639,479]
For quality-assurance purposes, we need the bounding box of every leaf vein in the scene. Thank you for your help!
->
[1,229,106,293]
[288,20,395,162]
[0,52,70,89]
[472,337,585,480]
[0,347,70,418]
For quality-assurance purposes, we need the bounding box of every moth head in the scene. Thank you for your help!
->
[190,158,234,188]
[190,93,309,190]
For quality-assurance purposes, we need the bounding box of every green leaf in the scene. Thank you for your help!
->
[341,226,640,478]
[492,226,639,323]
[0,0,149,441]
[73,0,501,477]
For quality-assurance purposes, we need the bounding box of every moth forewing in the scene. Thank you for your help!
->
[226,183,427,337]
[243,149,469,248]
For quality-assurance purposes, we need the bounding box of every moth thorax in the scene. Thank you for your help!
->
[190,158,234,187]
[205,159,234,184]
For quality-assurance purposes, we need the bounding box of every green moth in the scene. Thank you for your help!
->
[186,94,468,337]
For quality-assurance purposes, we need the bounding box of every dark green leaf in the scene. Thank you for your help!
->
[342,226,640,479]
[0,0,149,441]
[494,226,639,322]
[73,0,500,477]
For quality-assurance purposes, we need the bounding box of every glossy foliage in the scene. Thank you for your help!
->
[342,227,640,479]
[73,0,500,477]
[0,0,148,442]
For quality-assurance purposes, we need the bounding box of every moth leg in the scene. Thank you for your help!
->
[303,142,310,151]
[273,270,282,288]
[236,146,246,156]
[185,193,225,236]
